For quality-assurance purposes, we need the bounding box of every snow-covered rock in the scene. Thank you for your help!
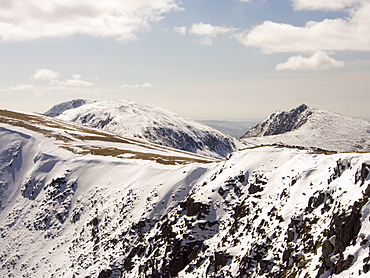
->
[241,104,370,152]
[45,99,244,159]
[2,108,370,277]
[44,99,93,117]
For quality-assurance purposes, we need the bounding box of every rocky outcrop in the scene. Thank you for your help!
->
[242,104,312,138]
[241,104,370,153]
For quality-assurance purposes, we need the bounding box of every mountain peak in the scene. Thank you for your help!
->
[295,103,309,112]
[242,104,313,138]
[45,99,244,159]
[44,99,93,117]
[241,105,370,153]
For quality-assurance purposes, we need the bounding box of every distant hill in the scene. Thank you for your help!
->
[241,104,370,152]
[45,99,245,159]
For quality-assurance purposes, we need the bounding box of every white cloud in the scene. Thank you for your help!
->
[198,37,213,46]
[8,84,35,91]
[142,83,154,88]
[1,69,96,95]
[292,0,365,11]
[122,83,154,88]
[236,2,370,53]
[30,69,93,86]
[31,69,61,80]
[174,26,187,35]
[276,51,344,71]
[189,22,237,45]
[0,0,181,42]
[72,74,82,80]
[2,84,32,93]
[59,79,94,87]
[190,23,235,37]
[57,74,93,86]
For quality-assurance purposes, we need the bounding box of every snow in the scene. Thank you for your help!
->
[46,99,245,159]
[242,105,370,153]
[44,99,93,117]
[1,106,370,277]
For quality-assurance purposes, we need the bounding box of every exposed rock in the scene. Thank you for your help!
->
[248,184,263,194]
[242,104,312,137]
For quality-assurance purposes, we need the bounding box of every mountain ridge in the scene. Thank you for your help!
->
[1,110,370,277]
[1,103,370,277]
[241,104,370,153]
[242,104,313,137]
[45,99,244,159]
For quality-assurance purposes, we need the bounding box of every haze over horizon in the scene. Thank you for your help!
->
[0,0,369,121]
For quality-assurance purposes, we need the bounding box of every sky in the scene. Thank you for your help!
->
[0,0,369,121]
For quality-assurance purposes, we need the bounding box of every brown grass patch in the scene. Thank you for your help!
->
[0,109,214,165]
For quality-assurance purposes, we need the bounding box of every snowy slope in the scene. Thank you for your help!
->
[45,99,244,159]
[1,108,370,277]
[241,104,370,152]
[44,99,93,117]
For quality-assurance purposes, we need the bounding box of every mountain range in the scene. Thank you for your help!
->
[1,100,370,277]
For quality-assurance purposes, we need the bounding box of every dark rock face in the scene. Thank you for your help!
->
[120,196,218,278]
[143,126,237,159]
[78,113,114,129]
[242,104,312,138]
[31,176,77,232]
[317,195,368,276]
[356,163,370,185]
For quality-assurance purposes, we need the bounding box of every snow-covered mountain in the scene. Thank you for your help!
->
[1,108,370,277]
[44,99,93,117]
[45,99,244,159]
[241,104,370,152]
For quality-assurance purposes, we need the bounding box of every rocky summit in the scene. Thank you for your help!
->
[241,104,370,153]
[242,104,313,137]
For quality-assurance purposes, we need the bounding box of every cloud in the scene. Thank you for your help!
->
[30,69,93,86]
[142,83,154,88]
[0,83,35,92]
[59,80,93,87]
[276,51,344,71]
[174,26,187,35]
[189,22,237,45]
[236,2,370,53]
[122,83,154,88]
[292,0,364,11]
[0,69,96,95]
[190,23,235,37]
[0,0,181,42]
[58,74,94,86]
[31,69,61,80]
[9,84,35,91]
